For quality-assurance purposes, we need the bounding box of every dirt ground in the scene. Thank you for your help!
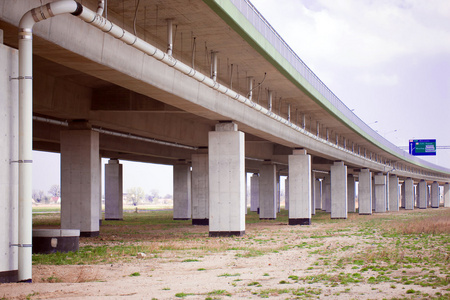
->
[1,208,449,299]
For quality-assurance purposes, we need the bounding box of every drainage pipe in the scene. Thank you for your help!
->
[211,51,218,81]
[167,19,173,56]
[268,90,273,111]
[96,0,104,16]
[32,116,198,151]
[18,0,81,282]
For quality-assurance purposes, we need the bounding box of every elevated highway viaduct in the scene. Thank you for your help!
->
[1,0,449,282]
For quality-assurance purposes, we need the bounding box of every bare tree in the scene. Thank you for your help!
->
[32,189,48,203]
[127,187,145,206]
[48,184,60,197]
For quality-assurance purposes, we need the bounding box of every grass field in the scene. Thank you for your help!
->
[22,207,450,299]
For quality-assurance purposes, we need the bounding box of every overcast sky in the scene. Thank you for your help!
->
[252,0,450,166]
[33,0,450,195]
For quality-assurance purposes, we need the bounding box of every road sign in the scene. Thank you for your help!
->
[409,139,436,156]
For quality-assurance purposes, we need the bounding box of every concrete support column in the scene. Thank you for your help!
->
[288,149,311,225]
[61,127,100,237]
[191,153,209,225]
[173,164,191,220]
[99,156,103,225]
[250,173,259,212]
[428,186,431,207]
[444,183,450,207]
[331,161,347,219]
[0,43,19,283]
[276,171,281,213]
[404,178,414,210]
[285,177,289,211]
[388,175,399,212]
[431,181,439,208]
[374,173,386,213]
[245,173,249,214]
[418,180,427,209]
[401,181,406,208]
[315,179,322,210]
[372,176,376,211]
[259,163,277,219]
[323,175,331,213]
[347,175,356,213]
[311,172,316,215]
[105,159,123,220]
[358,169,372,214]
[208,122,245,236]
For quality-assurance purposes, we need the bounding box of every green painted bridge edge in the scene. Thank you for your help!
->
[203,0,450,176]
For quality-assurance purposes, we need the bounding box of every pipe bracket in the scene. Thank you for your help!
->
[9,76,33,81]
[10,243,33,248]
[10,160,33,164]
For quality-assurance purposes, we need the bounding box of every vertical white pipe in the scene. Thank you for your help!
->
[268,90,272,111]
[18,0,80,282]
[167,19,173,56]
[248,77,253,101]
[97,0,105,15]
[212,51,218,81]
[18,29,33,283]
[229,63,233,89]
[287,103,291,122]
[191,37,196,68]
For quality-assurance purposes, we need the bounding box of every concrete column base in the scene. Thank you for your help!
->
[288,218,311,225]
[0,270,18,284]
[209,231,245,237]
[192,219,209,225]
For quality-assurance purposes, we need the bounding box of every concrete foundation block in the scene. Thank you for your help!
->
[32,229,80,254]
